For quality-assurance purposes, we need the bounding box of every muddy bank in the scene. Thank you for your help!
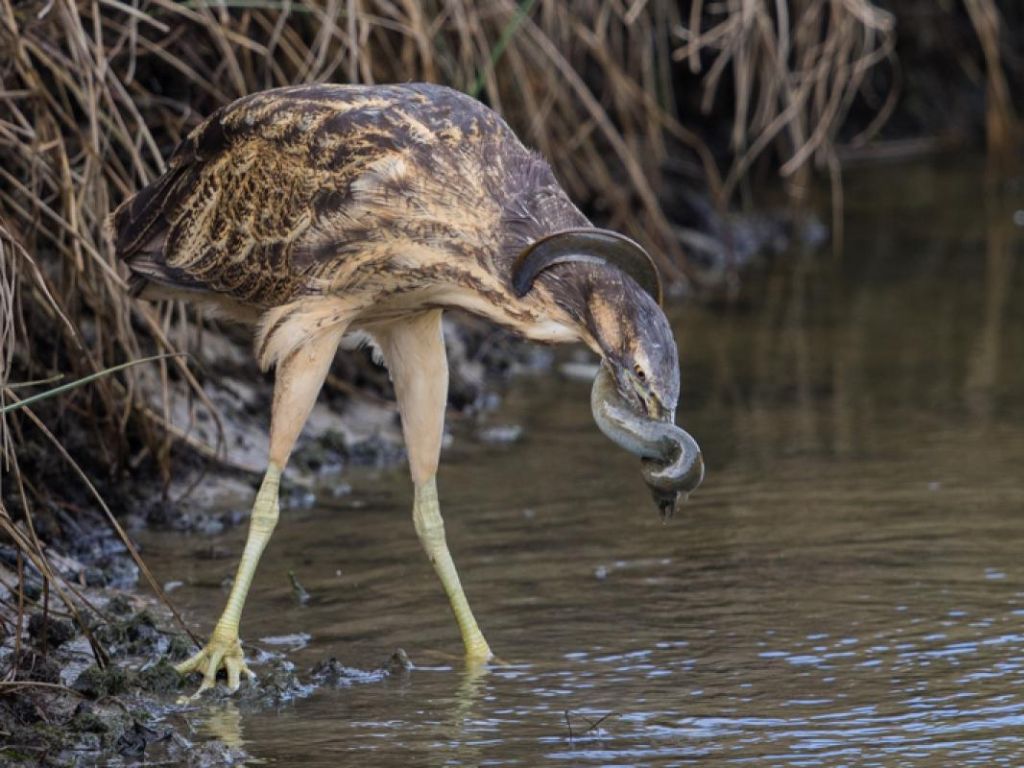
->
[1,310,554,765]
[2,595,416,766]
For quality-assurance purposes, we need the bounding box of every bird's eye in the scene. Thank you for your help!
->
[634,364,646,381]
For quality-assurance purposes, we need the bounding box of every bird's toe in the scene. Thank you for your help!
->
[175,635,250,700]
[224,654,255,692]
[174,647,207,676]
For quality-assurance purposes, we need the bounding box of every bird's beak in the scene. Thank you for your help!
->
[590,364,704,519]
[638,388,671,422]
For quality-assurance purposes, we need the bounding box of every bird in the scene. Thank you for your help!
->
[111,82,703,696]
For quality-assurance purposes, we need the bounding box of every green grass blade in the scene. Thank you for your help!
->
[1,354,184,415]
[181,0,314,10]
[5,374,65,390]
[469,0,539,98]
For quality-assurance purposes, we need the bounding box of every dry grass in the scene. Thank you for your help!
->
[671,0,1018,240]
[0,0,1015,660]
[0,0,708,668]
[674,0,897,244]
[687,2,897,186]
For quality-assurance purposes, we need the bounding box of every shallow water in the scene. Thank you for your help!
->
[146,160,1024,766]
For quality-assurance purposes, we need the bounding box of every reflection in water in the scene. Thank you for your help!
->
[431,659,490,767]
[146,160,1024,766]
[199,702,245,749]
[966,195,1015,421]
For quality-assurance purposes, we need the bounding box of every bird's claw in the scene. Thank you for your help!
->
[175,634,254,701]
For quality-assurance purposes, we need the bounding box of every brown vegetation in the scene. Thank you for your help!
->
[0,0,1019,670]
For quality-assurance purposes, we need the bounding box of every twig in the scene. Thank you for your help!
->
[580,711,617,735]
[563,709,617,742]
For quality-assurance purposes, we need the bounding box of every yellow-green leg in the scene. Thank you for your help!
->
[376,310,492,661]
[176,323,347,697]
[414,478,491,659]
[175,465,279,694]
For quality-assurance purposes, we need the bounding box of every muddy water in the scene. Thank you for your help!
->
[146,161,1024,766]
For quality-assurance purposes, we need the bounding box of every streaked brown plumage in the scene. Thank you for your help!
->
[112,83,700,696]
[114,83,592,369]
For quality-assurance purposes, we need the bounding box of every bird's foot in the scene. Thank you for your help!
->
[175,632,254,700]
[463,633,493,663]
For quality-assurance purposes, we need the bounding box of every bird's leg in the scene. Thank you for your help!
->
[175,467,277,696]
[176,323,347,696]
[413,477,492,659]
[376,310,492,661]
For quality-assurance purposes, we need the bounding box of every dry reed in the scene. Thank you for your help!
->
[0,0,708,668]
[0,0,1015,659]
[673,0,898,249]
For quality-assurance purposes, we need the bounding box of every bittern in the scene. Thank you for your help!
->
[112,83,703,696]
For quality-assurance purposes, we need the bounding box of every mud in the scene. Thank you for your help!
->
[1,587,422,766]
[0,316,544,766]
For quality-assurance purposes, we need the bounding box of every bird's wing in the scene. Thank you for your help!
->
[111,84,496,307]
[113,88,363,306]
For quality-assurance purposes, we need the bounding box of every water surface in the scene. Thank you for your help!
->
[147,160,1024,766]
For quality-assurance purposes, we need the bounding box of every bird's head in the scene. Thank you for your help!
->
[511,228,704,516]
[583,272,679,422]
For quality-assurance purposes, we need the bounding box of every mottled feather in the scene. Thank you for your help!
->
[112,83,588,315]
